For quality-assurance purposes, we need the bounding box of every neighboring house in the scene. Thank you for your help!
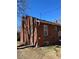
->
[20,16,61,47]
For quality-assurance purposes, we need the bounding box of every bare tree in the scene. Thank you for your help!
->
[17,0,26,16]
[17,0,27,32]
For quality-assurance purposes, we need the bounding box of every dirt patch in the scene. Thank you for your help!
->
[17,46,61,59]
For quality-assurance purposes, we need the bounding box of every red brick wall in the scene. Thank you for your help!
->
[37,22,44,46]
[20,16,61,46]
[37,22,59,46]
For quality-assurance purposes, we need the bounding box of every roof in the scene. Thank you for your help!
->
[31,16,61,26]
[22,16,61,26]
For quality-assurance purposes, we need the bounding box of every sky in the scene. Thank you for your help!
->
[17,0,61,31]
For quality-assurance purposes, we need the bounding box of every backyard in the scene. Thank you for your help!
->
[17,45,61,59]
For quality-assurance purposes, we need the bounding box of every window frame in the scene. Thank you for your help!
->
[43,25,48,36]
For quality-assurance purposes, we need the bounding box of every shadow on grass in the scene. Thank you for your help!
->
[17,45,35,49]
[17,41,61,49]
[17,44,61,50]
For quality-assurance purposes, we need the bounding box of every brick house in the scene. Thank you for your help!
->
[20,16,61,47]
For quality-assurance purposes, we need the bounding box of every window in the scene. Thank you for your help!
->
[43,25,48,36]
[53,26,57,31]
